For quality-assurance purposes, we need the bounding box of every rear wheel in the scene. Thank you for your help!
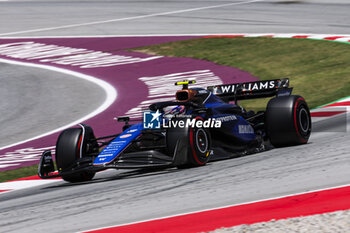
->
[56,125,98,182]
[167,118,211,168]
[188,127,211,166]
[265,95,311,147]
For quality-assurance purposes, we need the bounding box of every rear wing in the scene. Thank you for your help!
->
[207,78,292,102]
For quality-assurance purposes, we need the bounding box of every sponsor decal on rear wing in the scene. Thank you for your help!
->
[207,78,291,101]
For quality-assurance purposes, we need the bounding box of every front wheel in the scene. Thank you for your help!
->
[56,124,98,182]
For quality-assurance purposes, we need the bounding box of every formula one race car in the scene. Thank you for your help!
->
[38,79,311,182]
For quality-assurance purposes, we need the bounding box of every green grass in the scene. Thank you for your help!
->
[0,165,38,183]
[135,37,350,110]
[2,37,350,183]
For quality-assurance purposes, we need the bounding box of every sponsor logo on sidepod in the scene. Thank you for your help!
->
[127,129,138,133]
[238,125,254,134]
[120,134,132,139]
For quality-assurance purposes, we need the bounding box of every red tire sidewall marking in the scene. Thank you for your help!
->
[77,133,83,159]
[189,117,205,165]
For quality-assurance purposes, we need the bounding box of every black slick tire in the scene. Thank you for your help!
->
[266,95,311,147]
[56,127,96,182]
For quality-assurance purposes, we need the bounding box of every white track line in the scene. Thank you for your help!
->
[0,58,117,151]
[0,179,60,191]
[0,0,264,37]
[81,182,350,233]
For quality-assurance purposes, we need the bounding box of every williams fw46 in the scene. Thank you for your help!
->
[39,79,311,182]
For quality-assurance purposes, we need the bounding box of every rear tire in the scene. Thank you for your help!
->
[56,125,97,182]
[166,118,211,168]
[188,127,211,166]
[266,95,311,147]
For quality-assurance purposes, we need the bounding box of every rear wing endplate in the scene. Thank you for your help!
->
[207,78,292,102]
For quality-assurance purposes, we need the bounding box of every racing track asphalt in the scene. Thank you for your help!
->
[0,0,350,232]
[0,62,105,148]
[0,0,349,37]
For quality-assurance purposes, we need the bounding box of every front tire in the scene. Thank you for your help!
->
[265,95,312,147]
[56,125,97,182]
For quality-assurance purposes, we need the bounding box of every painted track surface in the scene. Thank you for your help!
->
[0,0,350,232]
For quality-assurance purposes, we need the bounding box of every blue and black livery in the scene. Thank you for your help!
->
[38,79,311,182]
